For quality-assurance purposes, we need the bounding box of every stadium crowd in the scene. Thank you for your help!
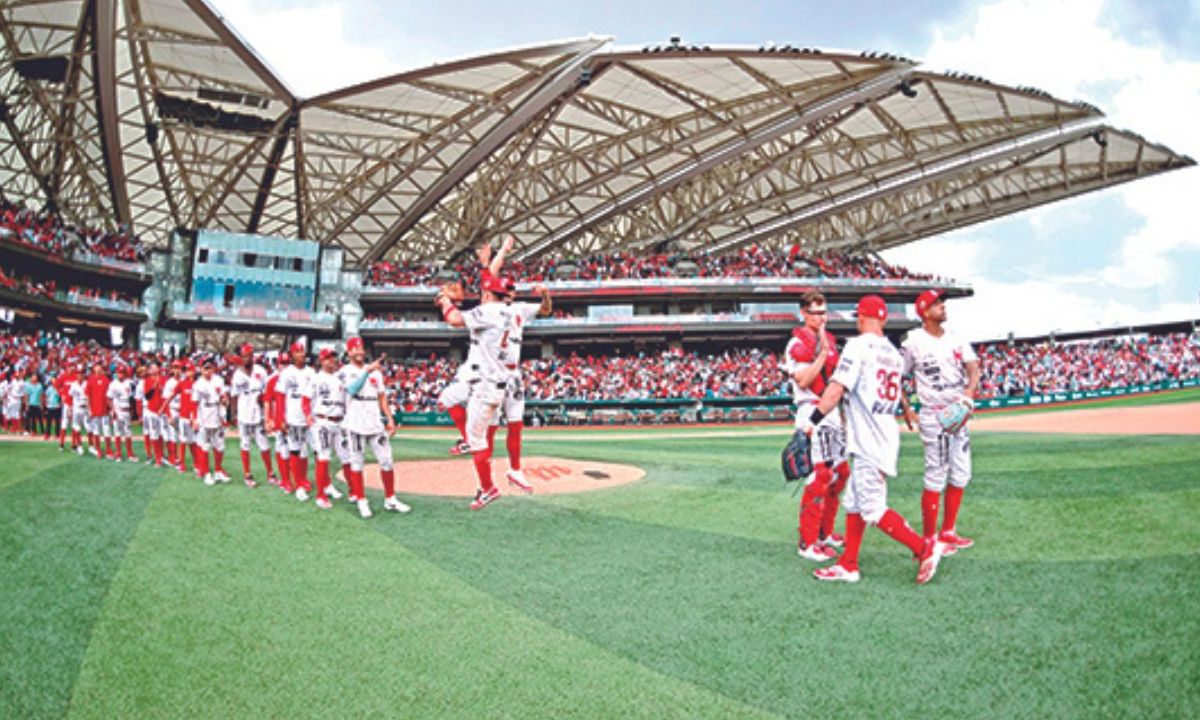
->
[364,245,946,289]
[0,199,148,265]
[0,262,143,310]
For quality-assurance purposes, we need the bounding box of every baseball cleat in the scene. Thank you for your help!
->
[128,456,139,463]
[244,476,258,489]
[813,564,861,583]
[821,532,845,548]
[315,497,333,510]
[203,473,216,487]
[506,469,533,494]
[449,440,470,456]
[939,531,974,549]
[266,474,280,487]
[325,483,343,501]
[916,540,946,585]
[797,542,837,562]
[357,499,373,519]
[470,488,500,511]
[76,447,84,456]
[295,488,309,502]
[383,496,412,513]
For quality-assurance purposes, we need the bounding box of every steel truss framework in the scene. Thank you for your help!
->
[0,0,1193,268]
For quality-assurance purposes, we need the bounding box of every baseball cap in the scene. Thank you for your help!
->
[856,295,888,321]
[481,274,514,296]
[346,337,364,353]
[289,341,305,355]
[240,343,254,356]
[915,289,943,318]
[276,350,289,364]
[318,348,336,362]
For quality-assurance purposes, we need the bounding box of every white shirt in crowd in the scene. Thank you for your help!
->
[901,327,978,410]
[192,376,225,429]
[831,333,905,477]
[277,364,315,427]
[231,364,268,425]
[338,363,388,435]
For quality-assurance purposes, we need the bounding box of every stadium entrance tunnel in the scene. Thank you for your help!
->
[353,457,645,497]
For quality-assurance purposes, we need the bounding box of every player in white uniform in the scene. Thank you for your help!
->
[489,278,550,493]
[106,366,137,462]
[193,358,229,486]
[438,274,535,510]
[3,373,24,433]
[340,337,405,517]
[277,342,315,502]
[160,362,182,470]
[230,344,274,488]
[308,348,350,509]
[802,295,946,585]
[68,372,89,455]
[785,291,851,562]
[901,289,980,551]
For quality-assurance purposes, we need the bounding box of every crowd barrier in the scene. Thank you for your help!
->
[975,377,1199,409]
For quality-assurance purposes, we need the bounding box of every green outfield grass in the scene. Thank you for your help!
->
[1,419,1198,719]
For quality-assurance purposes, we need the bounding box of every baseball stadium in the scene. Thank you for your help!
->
[1,1,1199,718]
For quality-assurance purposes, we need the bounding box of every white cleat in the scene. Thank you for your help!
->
[357,499,373,519]
[127,456,139,463]
[295,488,309,502]
[203,473,216,487]
[76,447,84,456]
[797,543,837,562]
[216,472,230,484]
[813,564,862,583]
[505,469,533,494]
[89,447,100,458]
[315,497,333,510]
[383,496,412,514]
[325,483,343,500]
[917,541,946,586]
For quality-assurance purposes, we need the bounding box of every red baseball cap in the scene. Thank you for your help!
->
[240,343,254,356]
[481,274,514,296]
[276,351,289,364]
[289,341,305,355]
[318,348,336,361]
[856,295,888,321]
[915,289,943,318]
[346,337,364,353]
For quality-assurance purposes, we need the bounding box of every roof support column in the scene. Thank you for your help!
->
[93,0,131,225]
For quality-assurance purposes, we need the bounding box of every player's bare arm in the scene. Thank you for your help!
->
[487,234,515,278]
[964,359,981,401]
[534,283,552,317]
[379,390,396,437]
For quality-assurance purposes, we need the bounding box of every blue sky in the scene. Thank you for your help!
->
[211,0,1200,341]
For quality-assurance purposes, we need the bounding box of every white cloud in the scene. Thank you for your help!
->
[901,0,1200,334]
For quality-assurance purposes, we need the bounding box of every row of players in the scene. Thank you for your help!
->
[783,288,978,584]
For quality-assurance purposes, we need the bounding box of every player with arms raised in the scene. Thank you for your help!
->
[802,295,946,585]
[901,289,980,551]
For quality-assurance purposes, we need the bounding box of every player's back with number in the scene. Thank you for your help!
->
[833,333,903,476]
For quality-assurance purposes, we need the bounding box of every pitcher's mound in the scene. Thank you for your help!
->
[359,456,645,497]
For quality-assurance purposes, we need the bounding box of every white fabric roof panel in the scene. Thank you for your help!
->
[0,3,1191,264]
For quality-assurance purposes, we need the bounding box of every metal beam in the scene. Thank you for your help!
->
[513,65,915,260]
[93,0,131,225]
[704,116,1105,255]
[358,38,608,266]
[247,110,295,234]
[180,0,295,103]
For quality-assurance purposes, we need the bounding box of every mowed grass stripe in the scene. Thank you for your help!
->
[65,472,779,720]
[0,447,160,720]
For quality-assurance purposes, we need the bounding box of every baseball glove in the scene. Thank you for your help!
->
[936,398,974,434]
[781,429,814,482]
[436,280,465,306]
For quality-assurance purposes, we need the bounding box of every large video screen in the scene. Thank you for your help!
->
[190,230,319,312]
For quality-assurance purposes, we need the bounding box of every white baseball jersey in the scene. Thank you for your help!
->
[278,365,315,426]
[231,365,268,425]
[831,333,904,477]
[107,379,134,419]
[6,379,23,404]
[68,380,88,411]
[901,328,978,409]
[339,364,387,435]
[163,376,180,418]
[192,376,225,429]
[462,302,538,383]
[310,370,346,418]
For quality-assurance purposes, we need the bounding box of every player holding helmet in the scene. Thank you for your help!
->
[901,289,980,551]
[803,295,946,585]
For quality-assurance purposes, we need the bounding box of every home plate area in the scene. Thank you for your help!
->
[352,456,646,497]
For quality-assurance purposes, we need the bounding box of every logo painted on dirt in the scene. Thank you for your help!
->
[524,464,573,481]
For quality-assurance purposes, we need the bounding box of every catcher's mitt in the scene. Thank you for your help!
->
[936,398,974,434]
[782,429,814,482]
[436,281,465,306]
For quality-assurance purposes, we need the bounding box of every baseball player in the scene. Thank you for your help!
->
[802,295,946,585]
[340,337,407,517]
[437,274,535,510]
[6,370,26,434]
[193,358,229,486]
[277,342,315,502]
[107,365,137,462]
[308,348,349,509]
[84,362,112,459]
[67,368,88,455]
[160,361,183,469]
[901,289,980,551]
[55,366,75,451]
[141,362,166,466]
[489,277,551,493]
[786,290,851,561]
[264,351,292,491]
[438,235,515,454]
[230,344,274,488]
[175,361,199,475]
